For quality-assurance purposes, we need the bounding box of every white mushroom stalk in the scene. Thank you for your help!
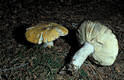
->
[43,41,54,48]
[71,42,94,71]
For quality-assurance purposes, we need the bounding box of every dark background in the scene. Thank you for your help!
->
[0,0,124,79]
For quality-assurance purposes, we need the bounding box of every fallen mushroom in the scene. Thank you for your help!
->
[25,22,68,48]
[62,20,119,73]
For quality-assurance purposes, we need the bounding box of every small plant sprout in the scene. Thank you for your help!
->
[25,22,68,48]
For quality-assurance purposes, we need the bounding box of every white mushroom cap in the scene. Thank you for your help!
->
[77,20,119,66]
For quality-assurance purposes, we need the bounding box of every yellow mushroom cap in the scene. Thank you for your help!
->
[77,20,119,66]
[25,22,68,44]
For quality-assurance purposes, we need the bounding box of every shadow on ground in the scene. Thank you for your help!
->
[63,29,80,64]
[12,24,34,47]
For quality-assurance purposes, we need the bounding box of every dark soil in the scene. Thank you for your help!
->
[0,0,124,80]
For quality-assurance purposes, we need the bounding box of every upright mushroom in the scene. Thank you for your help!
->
[67,20,119,72]
[25,22,68,48]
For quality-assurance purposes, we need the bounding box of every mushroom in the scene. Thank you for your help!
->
[25,22,68,48]
[67,20,119,72]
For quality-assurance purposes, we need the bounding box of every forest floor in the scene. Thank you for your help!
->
[0,0,124,80]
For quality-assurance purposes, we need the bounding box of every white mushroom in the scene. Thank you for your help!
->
[68,20,119,71]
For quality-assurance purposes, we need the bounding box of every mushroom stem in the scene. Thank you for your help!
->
[69,42,94,71]
[43,41,54,48]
